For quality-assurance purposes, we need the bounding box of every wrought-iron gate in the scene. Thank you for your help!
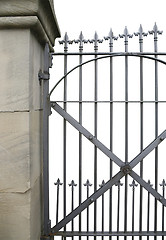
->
[41,24,166,240]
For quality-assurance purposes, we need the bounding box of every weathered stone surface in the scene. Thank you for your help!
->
[0,177,41,240]
[0,29,30,111]
[0,191,30,239]
[0,29,43,111]
[0,0,61,46]
[0,111,30,193]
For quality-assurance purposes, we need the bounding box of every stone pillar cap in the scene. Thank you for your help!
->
[0,0,61,48]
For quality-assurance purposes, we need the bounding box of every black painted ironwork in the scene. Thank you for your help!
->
[41,23,166,239]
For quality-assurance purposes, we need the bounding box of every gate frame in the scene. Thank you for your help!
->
[41,25,166,238]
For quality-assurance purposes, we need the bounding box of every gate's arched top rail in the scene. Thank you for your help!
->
[49,52,166,97]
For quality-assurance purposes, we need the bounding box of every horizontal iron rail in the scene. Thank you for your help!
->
[52,231,166,237]
[52,52,166,56]
[49,53,166,97]
[51,100,166,103]
[51,171,124,233]
[51,102,124,167]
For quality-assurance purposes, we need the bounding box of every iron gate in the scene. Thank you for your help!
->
[41,24,166,239]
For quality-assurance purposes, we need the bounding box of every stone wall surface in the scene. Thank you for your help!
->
[0,0,60,239]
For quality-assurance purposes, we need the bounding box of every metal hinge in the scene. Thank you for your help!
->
[38,71,50,81]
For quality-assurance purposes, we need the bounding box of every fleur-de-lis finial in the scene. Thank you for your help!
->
[69,180,77,189]
[74,31,88,50]
[119,26,133,51]
[134,24,148,40]
[119,26,133,40]
[104,28,118,51]
[99,180,105,188]
[129,179,138,190]
[89,31,103,51]
[59,32,73,51]
[159,179,166,190]
[54,178,63,186]
[149,23,163,39]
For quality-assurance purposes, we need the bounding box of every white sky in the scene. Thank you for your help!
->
[53,0,166,40]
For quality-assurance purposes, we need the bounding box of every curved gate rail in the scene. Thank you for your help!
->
[41,23,166,239]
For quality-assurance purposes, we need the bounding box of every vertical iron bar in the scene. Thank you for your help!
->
[148,23,162,239]
[115,180,123,240]
[84,180,92,240]
[104,29,118,240]
[135,25,148,240]
[94,32,99,239]
[160,179,166,240]
[147,180,153,240]
[130,180,138,240]
[120,27,132,240]
[63,33,69,235]
[42,43,51,237]
[69,180,77,240]
[99,180,105,240]
[125,28,129,240]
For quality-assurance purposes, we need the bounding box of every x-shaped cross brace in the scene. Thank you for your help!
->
[51,102,166,233]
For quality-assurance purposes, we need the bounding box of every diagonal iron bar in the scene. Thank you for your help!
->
[129,130,166,169]
[129,170,166,206]
[51,102,124,167]
[51,171,124,233]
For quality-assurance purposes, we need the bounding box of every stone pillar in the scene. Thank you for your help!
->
[0,1,60,239]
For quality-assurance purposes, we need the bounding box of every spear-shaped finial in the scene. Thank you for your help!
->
[159,179,166,190]
[69,180,77,189]
[115,180,123,190]
[147,180,153,187]
[54,178,63,187]
[129,179,138,191]
[84,179,92,188]
[104,28,118,51]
